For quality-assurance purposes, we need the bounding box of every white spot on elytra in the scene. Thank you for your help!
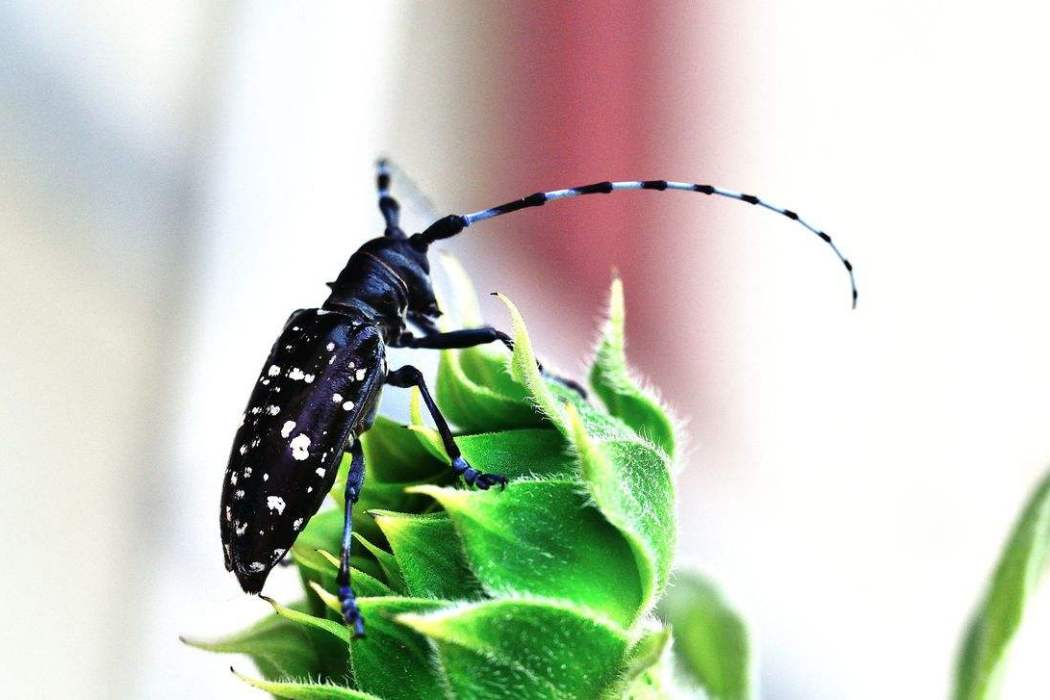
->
[281,420,296,438]
[263,473,269,481]
[306,487,313,493]
[230,473,238,485]
[272,548,286,561]
[248,561,266,573]
[293,517,304,531]
[356,368,366,381]
[238,444,247,455]
[234,489,245,499]
[342,401,355,411]
[326,342,335,351]
[304,373,315,383]
[288,368,306,381]
[250,407,261,415]
[332,393,342,403]
[266,495,286,515]
[268,365,281,376]
[315,467,326,478]
[292,326,300,331]
[243,467,252,478]
[266,404,280,416]
[235,521,247,536]
[225,506,232,522]
[290,433,311,460]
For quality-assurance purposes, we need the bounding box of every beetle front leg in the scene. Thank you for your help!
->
[337,440,367,638]
[397,321,588,398]
[385,365,508,490]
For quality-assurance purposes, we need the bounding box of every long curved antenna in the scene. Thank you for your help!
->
[414,179,857,308]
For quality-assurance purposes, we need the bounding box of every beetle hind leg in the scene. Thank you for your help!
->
[337,440,367,638]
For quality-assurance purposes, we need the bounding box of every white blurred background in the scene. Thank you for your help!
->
[4,1,1050,698]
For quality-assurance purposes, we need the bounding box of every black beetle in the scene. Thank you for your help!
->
[221,160,856,637]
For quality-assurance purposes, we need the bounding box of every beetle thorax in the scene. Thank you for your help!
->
[323,237,438,339]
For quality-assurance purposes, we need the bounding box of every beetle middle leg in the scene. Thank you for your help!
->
[385,365,508,490]
[337,439,367,638]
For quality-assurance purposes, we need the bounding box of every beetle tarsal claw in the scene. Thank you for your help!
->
[452,458,508,491]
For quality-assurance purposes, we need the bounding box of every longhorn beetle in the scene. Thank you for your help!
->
[221,160,857,637]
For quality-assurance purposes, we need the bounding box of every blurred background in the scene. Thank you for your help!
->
[4,1,1050,697]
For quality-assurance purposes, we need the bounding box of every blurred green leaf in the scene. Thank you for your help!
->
[589,278,676,458]
[954,470,1050,700]
[617,628,676,700]
[658,572,751,700]
[412,480,644,628]
[399,598,629,699]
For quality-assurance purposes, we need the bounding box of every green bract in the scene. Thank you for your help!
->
[185,268,746,699]
[954,470,1050,700]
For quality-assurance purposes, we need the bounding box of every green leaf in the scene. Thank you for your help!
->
[568,405,675,615]
[455,428,575,481]
[493,293,569,434]
[658,572,751,700]
[398,598,630,700]
[436,346,543,433]
[954,470,1050,700]
[181,600,349,684]
[233,670,382,699]
[292,510,388,612]
[359,415,445,484]
[330,466,454,549]
[352,533,407,595]
[589,278,676,458]
[437,253,539,399]
[312,551,395,599]
[305,583,449,700]
[372,510,482,599]
[411,481,644,628]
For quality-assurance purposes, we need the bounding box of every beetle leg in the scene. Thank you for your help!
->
[396,323,588,398]
[337,440,367,638]
[396,326,513,352]
[385,365,508,490]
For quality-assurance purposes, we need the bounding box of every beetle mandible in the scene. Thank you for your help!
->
[221,160,857,637]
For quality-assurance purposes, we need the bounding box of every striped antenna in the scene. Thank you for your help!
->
[415,179,857,308]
